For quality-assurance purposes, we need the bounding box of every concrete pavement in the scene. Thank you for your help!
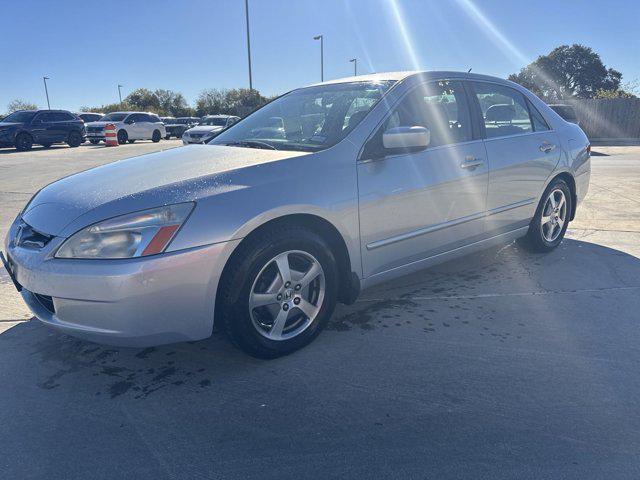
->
[1,144,639,479]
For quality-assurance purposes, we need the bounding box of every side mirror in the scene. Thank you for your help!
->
[382,126,430,150]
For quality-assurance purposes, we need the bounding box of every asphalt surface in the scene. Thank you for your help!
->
[1,142,640,479]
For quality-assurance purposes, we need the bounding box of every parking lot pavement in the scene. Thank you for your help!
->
[1,145,640,478]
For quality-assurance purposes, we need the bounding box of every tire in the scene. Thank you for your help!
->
[152,130,161,143]
[15,133,33,151]
[117,130,128,145]
[41,143,52,148]
[67,131,82,148]
[128,139,135,144]
[89,139,100,145]
[518,178,572,252]
[218,225,338,359]
[165,134,171,140]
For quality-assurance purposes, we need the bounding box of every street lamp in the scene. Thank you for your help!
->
[349,58,357,76]
[313,35,324,82]
[245,0,253,90]
[43,76,51,110]
[118,84,123,104]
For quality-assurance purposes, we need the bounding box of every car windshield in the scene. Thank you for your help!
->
[201,117,228,126]
[2,111,36,123]
[162,118,175,123]
[210,81,396,152]
[99,113,128,122]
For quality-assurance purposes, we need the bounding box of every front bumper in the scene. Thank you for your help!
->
[182,136,206,145]
[5,219,239,347]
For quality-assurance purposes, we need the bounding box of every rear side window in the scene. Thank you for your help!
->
[527,100,550,132]
[36,113,56,123]
[149,115,161,123]
[471,82,533,138]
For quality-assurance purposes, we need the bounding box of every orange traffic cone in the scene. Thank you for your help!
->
[105,123,118,147]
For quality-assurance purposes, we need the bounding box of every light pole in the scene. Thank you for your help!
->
[245,0,253,90]
[349,58,357,76]
[118,84,123,104]
[313,35,324,82]
[43,76,51,109]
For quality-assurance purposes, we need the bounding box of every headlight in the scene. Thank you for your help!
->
[55,203,194,259]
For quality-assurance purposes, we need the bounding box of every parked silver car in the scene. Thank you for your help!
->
[182,115,240,144]
[2,71,590,358]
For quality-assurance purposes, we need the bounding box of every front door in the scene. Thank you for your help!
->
[469,81,561,235]
[358,80,489,278]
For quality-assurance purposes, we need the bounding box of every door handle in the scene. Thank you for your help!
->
[460,156,484,169]
[539,142,556,153]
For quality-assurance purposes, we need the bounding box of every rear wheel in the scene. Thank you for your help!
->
[152,130,161,143]
[89,139,100,145]
[41,143,52,148]
[518,178,572,252]
[117,130,128,145]
[15,133,33,151]
[67,130,82,147]
[218,226,338,358]
[165,134,171,140]
[128,139,135,144]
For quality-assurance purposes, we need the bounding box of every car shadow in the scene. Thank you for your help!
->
[2,237,639,399]
[2,238,640,477]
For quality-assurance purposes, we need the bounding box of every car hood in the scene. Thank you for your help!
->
[186,125,224,134]
[21,145,307,237]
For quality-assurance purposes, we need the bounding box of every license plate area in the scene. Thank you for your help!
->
[0,251,22,292]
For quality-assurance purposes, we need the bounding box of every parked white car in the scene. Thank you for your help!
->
[182,115,240,144]
[85,112,166,144]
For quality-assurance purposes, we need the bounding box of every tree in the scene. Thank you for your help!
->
[508,44,623,101]
[195,88,269,117]
[124,88,161,113]
[7,99,39,112]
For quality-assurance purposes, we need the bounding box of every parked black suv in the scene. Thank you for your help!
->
[0,110,85,151]
[161,117,198,139]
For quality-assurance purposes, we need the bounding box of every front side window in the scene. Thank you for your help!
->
[361,80,472,159]
[210,81,396,152]
[2,111,36,123]
[100,113,128,122]
[472,82,533,138]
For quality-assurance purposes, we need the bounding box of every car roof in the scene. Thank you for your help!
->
[203,114,235,118]
[77,111,103,115]
[309,70,516,88]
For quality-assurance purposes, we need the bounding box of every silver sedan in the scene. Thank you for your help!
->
[2,71,590,358]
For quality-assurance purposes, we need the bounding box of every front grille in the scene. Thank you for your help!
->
[189,133,204,139]
[33,292,55,314]
[87,126,103,133]
[13,220,54,249]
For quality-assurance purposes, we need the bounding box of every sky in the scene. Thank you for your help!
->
[2,0,639,111]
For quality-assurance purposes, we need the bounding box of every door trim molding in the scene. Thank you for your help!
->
[365,197,535,251]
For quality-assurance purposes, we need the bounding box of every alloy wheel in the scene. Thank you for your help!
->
[541,188,567,242]
[249,250,325,341]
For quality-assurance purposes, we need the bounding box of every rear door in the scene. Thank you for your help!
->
[358,80,488,278]
[469,81,560,235]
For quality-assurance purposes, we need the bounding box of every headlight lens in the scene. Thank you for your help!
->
[55,203,194,259]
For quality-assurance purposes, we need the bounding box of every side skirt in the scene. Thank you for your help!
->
[360,226,529,291]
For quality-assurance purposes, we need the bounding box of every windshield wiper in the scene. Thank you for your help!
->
[225,140,278,150]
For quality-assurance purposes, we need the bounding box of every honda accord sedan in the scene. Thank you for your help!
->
[2,71,590,358]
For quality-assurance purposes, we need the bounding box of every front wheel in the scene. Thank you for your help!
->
[152,130,161,143]
[15,133,33,151]
[218,226,338,358]
[165,134,171,140]
[518,178,572,252]
[117,130,128,145]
